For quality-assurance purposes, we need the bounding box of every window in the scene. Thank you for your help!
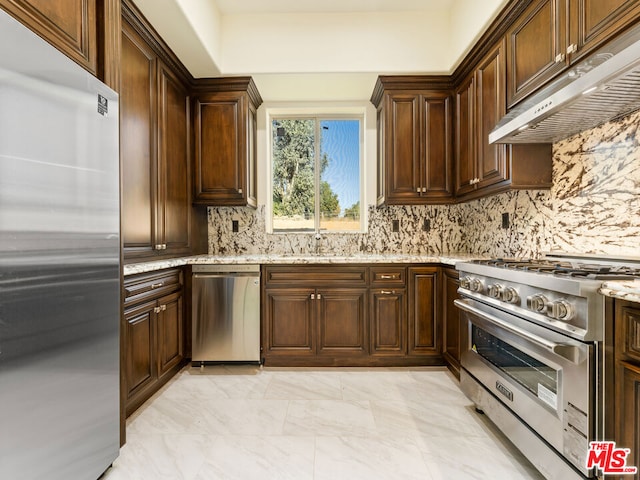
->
[271,117,362,233]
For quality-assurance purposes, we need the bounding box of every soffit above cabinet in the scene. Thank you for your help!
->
[131,0,509,101]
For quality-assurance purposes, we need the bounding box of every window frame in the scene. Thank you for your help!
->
[267,112,365,234]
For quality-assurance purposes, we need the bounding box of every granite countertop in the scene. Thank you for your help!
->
[599,279,640,304]
[123,253,481,276]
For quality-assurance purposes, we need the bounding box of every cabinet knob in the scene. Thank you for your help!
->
[566,44,578,55]
[153,306,161,314]
[421,187,427,193]
[416,187,421,193]
[160,304,167,311]
[155,244,163,250]
[555,53,566,63]
[380,290,396,295]
[317,293,322,300]
[238,188,243,194]
[150,283,164,289]
[311,293,315,300]
[380,274,397,279]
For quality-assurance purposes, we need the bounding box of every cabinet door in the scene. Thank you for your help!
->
[370,289,406,356]
[442,268,461,377]
[317,289,367,356]
[121,21,157,257]
[476,39,509,191]
[455,74,476,196]
[264,288,315,355]
[568,0,640,64]
[193,91,248,205]
[156,290,184,379]
[408,267,440,356]
[616,301,640,363]
[383,93,421,203]
[124,300,156,406]
[506,0,566,107]
[0,0,97,74]
[617,361,640,480]
[157,61,191,254]
[421,93,453,201]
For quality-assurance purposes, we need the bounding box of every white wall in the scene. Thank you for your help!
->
[448,0,511,69]
[221,10,451,75]
[133,0,223,77]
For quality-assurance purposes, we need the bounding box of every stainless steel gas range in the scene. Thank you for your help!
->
[455,253,640,480]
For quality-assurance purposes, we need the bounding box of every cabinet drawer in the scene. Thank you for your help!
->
[370,267,406,286]
[124,268,183,305]
[264,266,367,287]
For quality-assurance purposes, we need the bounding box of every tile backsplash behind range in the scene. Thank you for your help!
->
[208,110,640,259]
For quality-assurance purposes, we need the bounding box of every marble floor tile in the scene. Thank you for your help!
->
[104,365,546,480]
[195,435,316,480]
[283,399,378,436]
[264,370,343,400]
[314,436,433,480]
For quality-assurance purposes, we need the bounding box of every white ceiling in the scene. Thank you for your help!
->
[214,0,455,14]
[132,0,509,101]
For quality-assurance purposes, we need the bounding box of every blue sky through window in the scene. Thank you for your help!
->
[320,119,360,216]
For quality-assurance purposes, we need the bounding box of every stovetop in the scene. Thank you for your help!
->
[455,254,640,342]
[471,258,640,281]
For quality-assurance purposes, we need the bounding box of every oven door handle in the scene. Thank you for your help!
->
[454,299,586,365]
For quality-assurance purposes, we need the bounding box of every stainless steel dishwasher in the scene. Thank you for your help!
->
[192,264,261,364]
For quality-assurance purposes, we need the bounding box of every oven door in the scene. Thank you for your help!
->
[455,298,594,476]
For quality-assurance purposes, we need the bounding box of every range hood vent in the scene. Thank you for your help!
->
[490,25,640,144]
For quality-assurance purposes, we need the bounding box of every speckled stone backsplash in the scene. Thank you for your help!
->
[207,204,465,256]
[208,110,640,259]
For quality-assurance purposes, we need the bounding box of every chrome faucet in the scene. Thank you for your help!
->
[314,232,322,255]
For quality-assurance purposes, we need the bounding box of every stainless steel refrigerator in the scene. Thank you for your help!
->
[0,8,120,480]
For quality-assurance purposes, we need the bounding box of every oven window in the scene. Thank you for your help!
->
[472,325,558,407]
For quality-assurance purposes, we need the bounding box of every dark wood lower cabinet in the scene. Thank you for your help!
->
[408,267,440,356]
[370,289,406,355]
[262,264,443,366]
[123,269,186,417]
[610,300,640,480]
[442,268,461,377]
[264,288,315,355]
[617,361,640,480]
[318,289,367,356]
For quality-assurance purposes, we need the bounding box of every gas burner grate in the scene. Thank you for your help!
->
[472,258,640,280]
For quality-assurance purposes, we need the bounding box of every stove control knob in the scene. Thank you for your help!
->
[470,278,484,293]
[460,276,473,290]
[547,300,574,321]
[502,287,520,304]
[527,294,548,313]
[488,284,503,299]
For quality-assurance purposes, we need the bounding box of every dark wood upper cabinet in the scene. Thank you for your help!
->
[507,0,640,107]
[454,74,476,197]
[157,61,192,253]
[0,0,121,88]
[121,20,156,258]
[0,0,97,73]
[371,76,454,205]
[455,38,552,200]
[192,78,262,207]
[476,40,509,191]
[120,2,205,262]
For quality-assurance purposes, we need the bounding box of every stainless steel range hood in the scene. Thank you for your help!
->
[490,25,640,144]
